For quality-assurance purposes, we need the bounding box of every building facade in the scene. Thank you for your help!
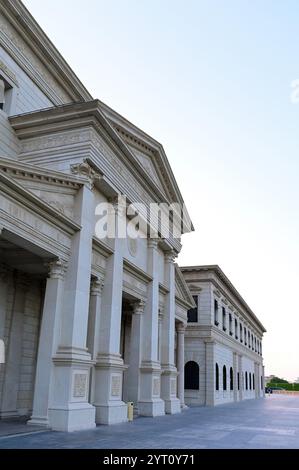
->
[181,266,266,406]
[0,0,195,431]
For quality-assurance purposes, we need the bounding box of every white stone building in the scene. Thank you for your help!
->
[181,266,266,406]
[0,0,195,431]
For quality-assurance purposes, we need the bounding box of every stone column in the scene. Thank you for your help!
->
[87,278,104,405]
[139,239,164,417]
[205,340,215,406]
[254,362,260,398]
[233,352,238,402]
[161,250,181,414]
[177,323,186,408]
[0,264,8,402]
[48,184,96,431]
[29,260,67,427]
[262,365,265,397]
[0,264,8,359]
[0,273,28,418]
[238,355,243,401]
[125,300,144,413]
[94,201,127,425]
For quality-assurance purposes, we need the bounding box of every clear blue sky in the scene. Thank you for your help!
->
[24,0,299,381]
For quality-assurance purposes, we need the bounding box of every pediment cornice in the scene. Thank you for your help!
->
[175,264,195,309]
[0,158,84,190]
[0,0,92,104]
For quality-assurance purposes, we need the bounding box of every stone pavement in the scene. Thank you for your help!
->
[0,395,299,449]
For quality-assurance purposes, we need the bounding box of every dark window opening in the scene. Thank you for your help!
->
[184,361,199,390]
[187,296,198,323]
[222,307,227,331]
[249,373,252,390]
[223,365,227,391]
[0,76,13,113]
[216,363,219,391]
[237,372,240,391]
[245,372,248,390]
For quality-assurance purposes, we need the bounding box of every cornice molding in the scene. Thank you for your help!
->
[175,264,195,309]
[123,258,153,284]
[0,157,84,189]
[0,0,92,103]
[181,265,266,334]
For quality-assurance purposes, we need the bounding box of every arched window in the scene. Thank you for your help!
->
[230,367,233,391]
[249,373,252,390]
[253,373,255,390]
[223,365,227,391]
[237,372,240,391]
[245,371,248,390]
[184,361,199,390]
[215,363,219,391]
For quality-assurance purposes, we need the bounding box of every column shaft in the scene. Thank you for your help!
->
[94,202,127,425]
[205,341,215,406]
[138,240,164,417]
[177,324,186,408]
[49,185,96,432]
[29,260,66,426]
[161,251,180,414]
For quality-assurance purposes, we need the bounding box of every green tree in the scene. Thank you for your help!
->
[269,376,289,384]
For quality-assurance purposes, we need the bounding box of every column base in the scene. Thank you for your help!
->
[48,403,96,432]
[139,361,164,417]
[27,416,50,428]
[95,401,127,425]
[49,347,95,431]
[94,353,128,425]
[138,399,165,417]
[164,397,181,414]
[161,365,180,414]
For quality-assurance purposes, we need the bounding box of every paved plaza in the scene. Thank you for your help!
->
[0,395,298,449]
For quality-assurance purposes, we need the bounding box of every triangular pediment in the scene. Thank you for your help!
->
[175,264,195,308]
[127,144,167,196]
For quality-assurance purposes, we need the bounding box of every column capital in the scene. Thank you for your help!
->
[70,159,102,190]
[148,238,159,250]
[47,259,68,280]
[133,299,145,315]
[165,249,177,264]
[176,323,186,334]
[90,277,104,296]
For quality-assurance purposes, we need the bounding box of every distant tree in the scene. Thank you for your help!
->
[269,376,289,384]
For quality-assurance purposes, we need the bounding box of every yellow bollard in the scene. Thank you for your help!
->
[127,402,134,422]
